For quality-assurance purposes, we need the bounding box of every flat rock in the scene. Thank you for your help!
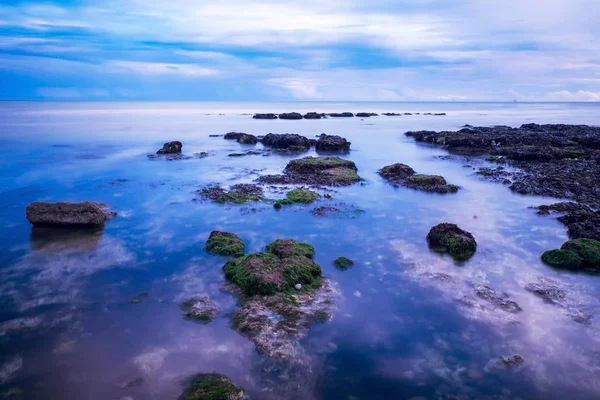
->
[260,133,311,152]
[278,112,303,120]
[253,113,278,119]
[258,157,362,186]
[379,163,459,194]
[26,201,116,227]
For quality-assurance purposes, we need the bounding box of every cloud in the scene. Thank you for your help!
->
[544,90,600,102]
[104,61,221,77]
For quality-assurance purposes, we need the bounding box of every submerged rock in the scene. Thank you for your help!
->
[180,297,220,323]
[379,163,459,194]
[26,201,116,227]
[475,285,522,313]
[315,134,351,153]
[260,133,311,152]
[178,373,246,400]
[333,257,354,270]
[524,281,566,304]
[382,113,402,116]
[253,113,278,119]
[426,223,477,260]
[206,231,245,257]
[278,112,303,120]
[274,189,319,209]
[198,184,264,204]
[157,141,182,154]
[259,157,362,186]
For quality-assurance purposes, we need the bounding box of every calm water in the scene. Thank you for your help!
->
[1,102,600,400]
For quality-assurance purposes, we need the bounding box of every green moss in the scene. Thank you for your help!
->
[266,239,315,259]
[427,223,477,260]
[224,253,281,296]
[541,249,583,270]
[408,174,447,185]
[178,373,245,400]
[314,310,329,322]
[206,231,245,257]
[333,257,354,270]
[561,239,600,267]
[214,194,262,204]
[274,189,319,208]
[447,184,460,193]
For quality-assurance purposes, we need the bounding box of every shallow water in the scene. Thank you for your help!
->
[1,101,600,400]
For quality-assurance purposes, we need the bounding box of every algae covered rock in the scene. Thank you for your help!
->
[379,163,459,194]
[224,239,320,296]
[224,132,246,140]
[260,157,361,186]
[180,297,220,323]
[541,249,583,270]
[333,257,354,270]
[274,189,319,208]
[206,231,245,257]
[157,141,182,154]
[261,133,311,152]
[561,238,600,267]
[26,201,116,227]
[279,112,303,120]
[426,223,477,260]
[315,135,351,153]
[198,184,263,204]
[178,373,246,400]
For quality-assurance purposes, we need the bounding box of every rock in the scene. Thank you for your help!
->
[535,202,600,241]
[195,152,210,158]
[228,153,246,157]
[206,231,245,257]
[278,112,303,120]
[498,355,524,368]
[541,249,583,270]
[295,284,302,290]
[156,141,182,154]
[178,373,246,400]
[237,134,258,145]
[333,257,354,270]
[315,134,351,153]
[303,112,324,119]
[274,189,319,208]
[260,133,311,152]
[26,201,116,227]
[259,157,362,186]
[224,132,246,140]
[379,163,459,194]
[524,281,566,304]
[311,205,365,218]
[327,112,354,117]
[475,286,522,313]
[382,113,402,116]
[209,134,222,137]
[180,297,220,322]
[224,239,320,295]
[426,223,477,260]
[355,112,378,118]
[197,184,263,204]
[128,292,149,305]
[253,113,278,119]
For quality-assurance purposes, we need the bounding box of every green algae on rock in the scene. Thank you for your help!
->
[561,239,600,267]
[274,189,319,209]
[265,239,315,259]
[206,231,245,257]
[541,249,583,270]
[426,223,477,260]
[379,163,459,194]
[180,297,220,323]
[178,373,246,400]
[333,257,354,270]
[198,184,263,204]
[258,157,362,186]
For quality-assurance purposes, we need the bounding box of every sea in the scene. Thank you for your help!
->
[0,101,599,400]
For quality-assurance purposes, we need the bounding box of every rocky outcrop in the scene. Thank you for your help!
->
[26,202,116,227]
[258,157,362,186]
[253,113,278,119]
[315,134,351,153]
[197,184,264,204]
[535,202,600,241]
[278,112,303,120]
[260,133,311,152]
[379,163,459,194]
[541,238,600,271]
[224,132,258,144]
[333,257,354,270]
[356,112,378,118]
[156,141,182,154]
[328,112,354,117]
[303,112,325,119]
[178,373,246,400]
[426,223,477,260]
[206,231,245,257]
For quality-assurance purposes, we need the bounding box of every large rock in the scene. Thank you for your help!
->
[253,113,277,119]
[379,163,459,194]
[303,112,324,119]
[315,134,351,153]
[157,141,182,154]
[260,133,311,152]
[328,112,354,117]
[259,157,362,186]
[541,238,600,271]
[26,202,116,227]
[178,373,246,400]
[224,132,246,140]
[206,231,245,257]
[427,223,477,260]
[237,134,258,145]
[278,112,303,120]
[356,112,378,118]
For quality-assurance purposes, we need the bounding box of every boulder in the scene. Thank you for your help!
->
[333,257,354,270]
[304,112,324,119]
[541,249,583,270]
[178,373,246,400]
[260,133,311,152]
[274,189,319,209]
[156,141,182,154]
[356,112,378,118]
[26,201,116,227]
[315,134,351,153]
[258,157,361,186]
[253,113,278,119]
[206,231,245,257]
[427,223,477,260]
[237,134,258,145]
[224,132,246,140]
[379,163,459,194]
[278,112,303,120]
[328,112,354,117]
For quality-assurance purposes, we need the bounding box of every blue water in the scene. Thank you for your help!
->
[1,102,600,399]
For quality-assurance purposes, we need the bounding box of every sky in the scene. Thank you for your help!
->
[0,0,599,101]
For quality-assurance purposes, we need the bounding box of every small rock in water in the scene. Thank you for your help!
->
[295,284,302,290]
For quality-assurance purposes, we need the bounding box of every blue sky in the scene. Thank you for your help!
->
[1,0,599,101]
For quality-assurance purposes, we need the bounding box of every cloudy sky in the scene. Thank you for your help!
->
[1,0,599,101]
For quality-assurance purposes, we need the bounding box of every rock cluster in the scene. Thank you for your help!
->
[379,163,459,194]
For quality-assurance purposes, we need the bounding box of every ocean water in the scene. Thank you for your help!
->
[0,101,599,400]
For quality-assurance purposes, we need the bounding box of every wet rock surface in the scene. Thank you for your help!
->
[180,297,220,323]
[379,163,459,194]
[156,141,182,154]
[278,112,303,120]
[406,123,600,205]
[303,112,324,119]
[237,134,258,145]
[475,286,522,313]
[535,202,600,241]
[205,231,245,257]
[327,112,354,117]
[258,157,362,186]
[355,112,378,118]
[315,134,351,153]
[426,223,477,260]
[197,184,264,204]
[26,201,116,227]
[253,113,277,119]
[260,133,311,153]
[178,373,246,400]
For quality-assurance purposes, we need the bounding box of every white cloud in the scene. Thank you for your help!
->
[544,90,600,102]
[36,87,110,98]
[104,61,221,77]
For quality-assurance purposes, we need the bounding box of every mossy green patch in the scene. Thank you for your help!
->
[274,189,319,208]
[427,223,477,260]
[266,239,315,259]
[561,239,600,267]
[206,231,245,257]
[178,373,245,400]
[333,256,354,270]
[541,249,583,270]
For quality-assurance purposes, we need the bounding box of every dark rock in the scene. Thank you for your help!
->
[333,257,354,270]
[237,134,258,145]
[228,153,246,157]
[304,112,325,119]
[260,133,311,152]
[355,112,378,118]
[534,202,600,241]
[26,201,116,227]
[328,112,354,117]
[434,113,447,116]
[278,112,303,120]
[427,223,477,260]
[224,132,246,140]
[258,157,362,186]
[206,231,245,257]
[382,113,402,116]
[194,152,210,158]
[209,134,222,138]
[524,282,566,304]
[498,355,524,368]
[180,297,220,322]
[128,292,149,305]
[156,141,182,154]
[315,135,351,153]
[198,184,263,204]
[379,163,459,194]
[253,113,278,119]
[475,286,522,313]
[178,373,246,400]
